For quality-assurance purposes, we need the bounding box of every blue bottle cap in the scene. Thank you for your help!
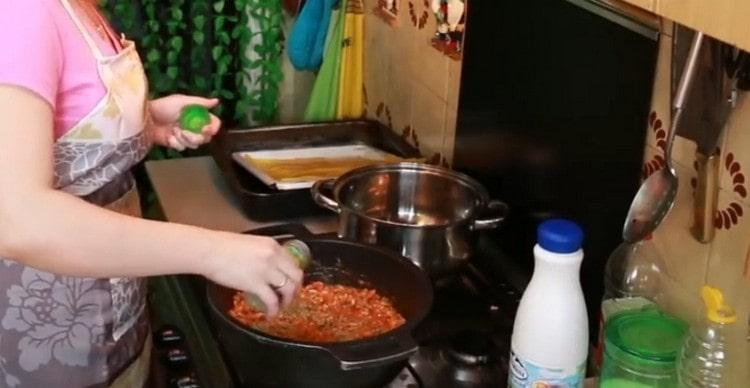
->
[537,219,584,254]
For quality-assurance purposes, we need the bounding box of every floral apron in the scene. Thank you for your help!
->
[0,1,152,386]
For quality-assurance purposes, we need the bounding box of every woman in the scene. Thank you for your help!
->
[0,0,302,386]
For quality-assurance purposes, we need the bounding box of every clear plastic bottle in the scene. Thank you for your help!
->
[677,286,737,387]
[594,236,669,369]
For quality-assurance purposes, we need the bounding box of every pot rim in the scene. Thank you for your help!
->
[330,162,493,228]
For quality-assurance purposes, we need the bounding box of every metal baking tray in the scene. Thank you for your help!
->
[231,144,405,191]
[210,120,422,221]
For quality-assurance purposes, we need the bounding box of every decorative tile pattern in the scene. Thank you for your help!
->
[651,159,710,323]
[719,93,750,205]
[645,22,750,343]
[408,1,429,29]
[641,143,667,183]
[363,0,461,163]
[686,152,747,230]
[374,0,400,26]
[706,190,750,322]
[646,32,672,150]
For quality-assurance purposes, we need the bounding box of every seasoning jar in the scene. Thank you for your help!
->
[599,308,687,388]
[244,239,311,313]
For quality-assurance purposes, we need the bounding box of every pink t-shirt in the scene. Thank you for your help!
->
[0,0,118,139]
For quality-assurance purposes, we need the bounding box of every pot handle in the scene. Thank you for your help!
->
[473,200,509,230]
[311,179,341,213]
[326,332,418,371]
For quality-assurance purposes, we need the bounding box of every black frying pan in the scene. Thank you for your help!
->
[206,234,433,388]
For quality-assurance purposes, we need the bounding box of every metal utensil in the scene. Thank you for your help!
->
[622,30,705,243]
[672,26,749,242]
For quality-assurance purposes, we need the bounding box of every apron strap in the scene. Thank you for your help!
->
[59,0,110,59]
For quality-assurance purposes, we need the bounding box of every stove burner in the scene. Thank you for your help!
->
[446,331,493,366]
[409,330,504,388]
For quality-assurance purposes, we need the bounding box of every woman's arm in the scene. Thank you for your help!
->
[0,85,301,316]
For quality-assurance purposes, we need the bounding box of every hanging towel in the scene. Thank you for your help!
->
[287,0,337,71]
[336,0,364,119]
[303,7,344,121]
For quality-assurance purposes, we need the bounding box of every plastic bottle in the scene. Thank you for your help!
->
[594,236,668,368]
[677,286,737,387]
[508,219,588,388]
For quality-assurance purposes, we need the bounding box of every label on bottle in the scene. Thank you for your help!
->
[508,350,585,388]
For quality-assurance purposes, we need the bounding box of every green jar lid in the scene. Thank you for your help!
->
[604,309,687,368]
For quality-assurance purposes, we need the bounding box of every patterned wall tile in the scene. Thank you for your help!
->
[410,84,448,161]
[718,93,750,205]
[363,0,461,161]
[645,19,750,349]
[706,190,750,310]
[373,0,401,26]
[385,61,415,133]
[705,190,750,379]
[641,144,666,181]
[646,32,672,151]
[651,159,711,324]
[363,15,389,121]
[408,1,450,101]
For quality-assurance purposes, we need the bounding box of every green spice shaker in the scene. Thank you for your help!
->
[243,239,311,313]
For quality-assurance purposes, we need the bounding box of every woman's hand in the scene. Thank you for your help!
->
[202,233,304,317]
[149,94,222,151]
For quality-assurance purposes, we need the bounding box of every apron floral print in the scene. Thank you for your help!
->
[0,1,152,386]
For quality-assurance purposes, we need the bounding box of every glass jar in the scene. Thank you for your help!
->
[600,308,687,388]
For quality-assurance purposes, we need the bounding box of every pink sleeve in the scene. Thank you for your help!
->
[0,1,62,107]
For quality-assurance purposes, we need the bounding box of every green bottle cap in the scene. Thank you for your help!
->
[178,104,211,134]
[604,308,687,369]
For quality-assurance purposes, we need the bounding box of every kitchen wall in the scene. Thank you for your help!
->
[646,20,749,379]
[362,0,461,165]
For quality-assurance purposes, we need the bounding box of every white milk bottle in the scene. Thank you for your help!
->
[508,218,588,388]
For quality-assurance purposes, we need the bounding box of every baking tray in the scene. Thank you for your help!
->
[231,144,405,191]
[210,120,422,221]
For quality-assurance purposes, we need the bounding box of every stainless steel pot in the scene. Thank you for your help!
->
[311,163,508,277]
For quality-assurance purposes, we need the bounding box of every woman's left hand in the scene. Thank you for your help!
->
[149,94,222,151]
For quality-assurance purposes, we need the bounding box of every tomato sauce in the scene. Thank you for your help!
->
[229,281,405,342]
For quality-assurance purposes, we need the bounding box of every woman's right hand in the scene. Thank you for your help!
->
[201,233,304,317]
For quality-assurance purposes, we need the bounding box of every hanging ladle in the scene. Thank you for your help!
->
[622,31,705,243]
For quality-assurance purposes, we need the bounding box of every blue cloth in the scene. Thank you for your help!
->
[287,0,337,71]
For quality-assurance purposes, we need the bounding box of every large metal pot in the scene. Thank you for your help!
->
[207,236,433,388]
[311,163,508,277]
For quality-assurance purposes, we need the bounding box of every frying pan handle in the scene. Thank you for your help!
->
[326,332,418,371]
[311,179,341,213]
[473,200,509,230]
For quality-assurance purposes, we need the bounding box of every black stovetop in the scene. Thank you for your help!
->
[147,224,525,388]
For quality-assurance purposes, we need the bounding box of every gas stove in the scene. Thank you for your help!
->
[147,224,524,388]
